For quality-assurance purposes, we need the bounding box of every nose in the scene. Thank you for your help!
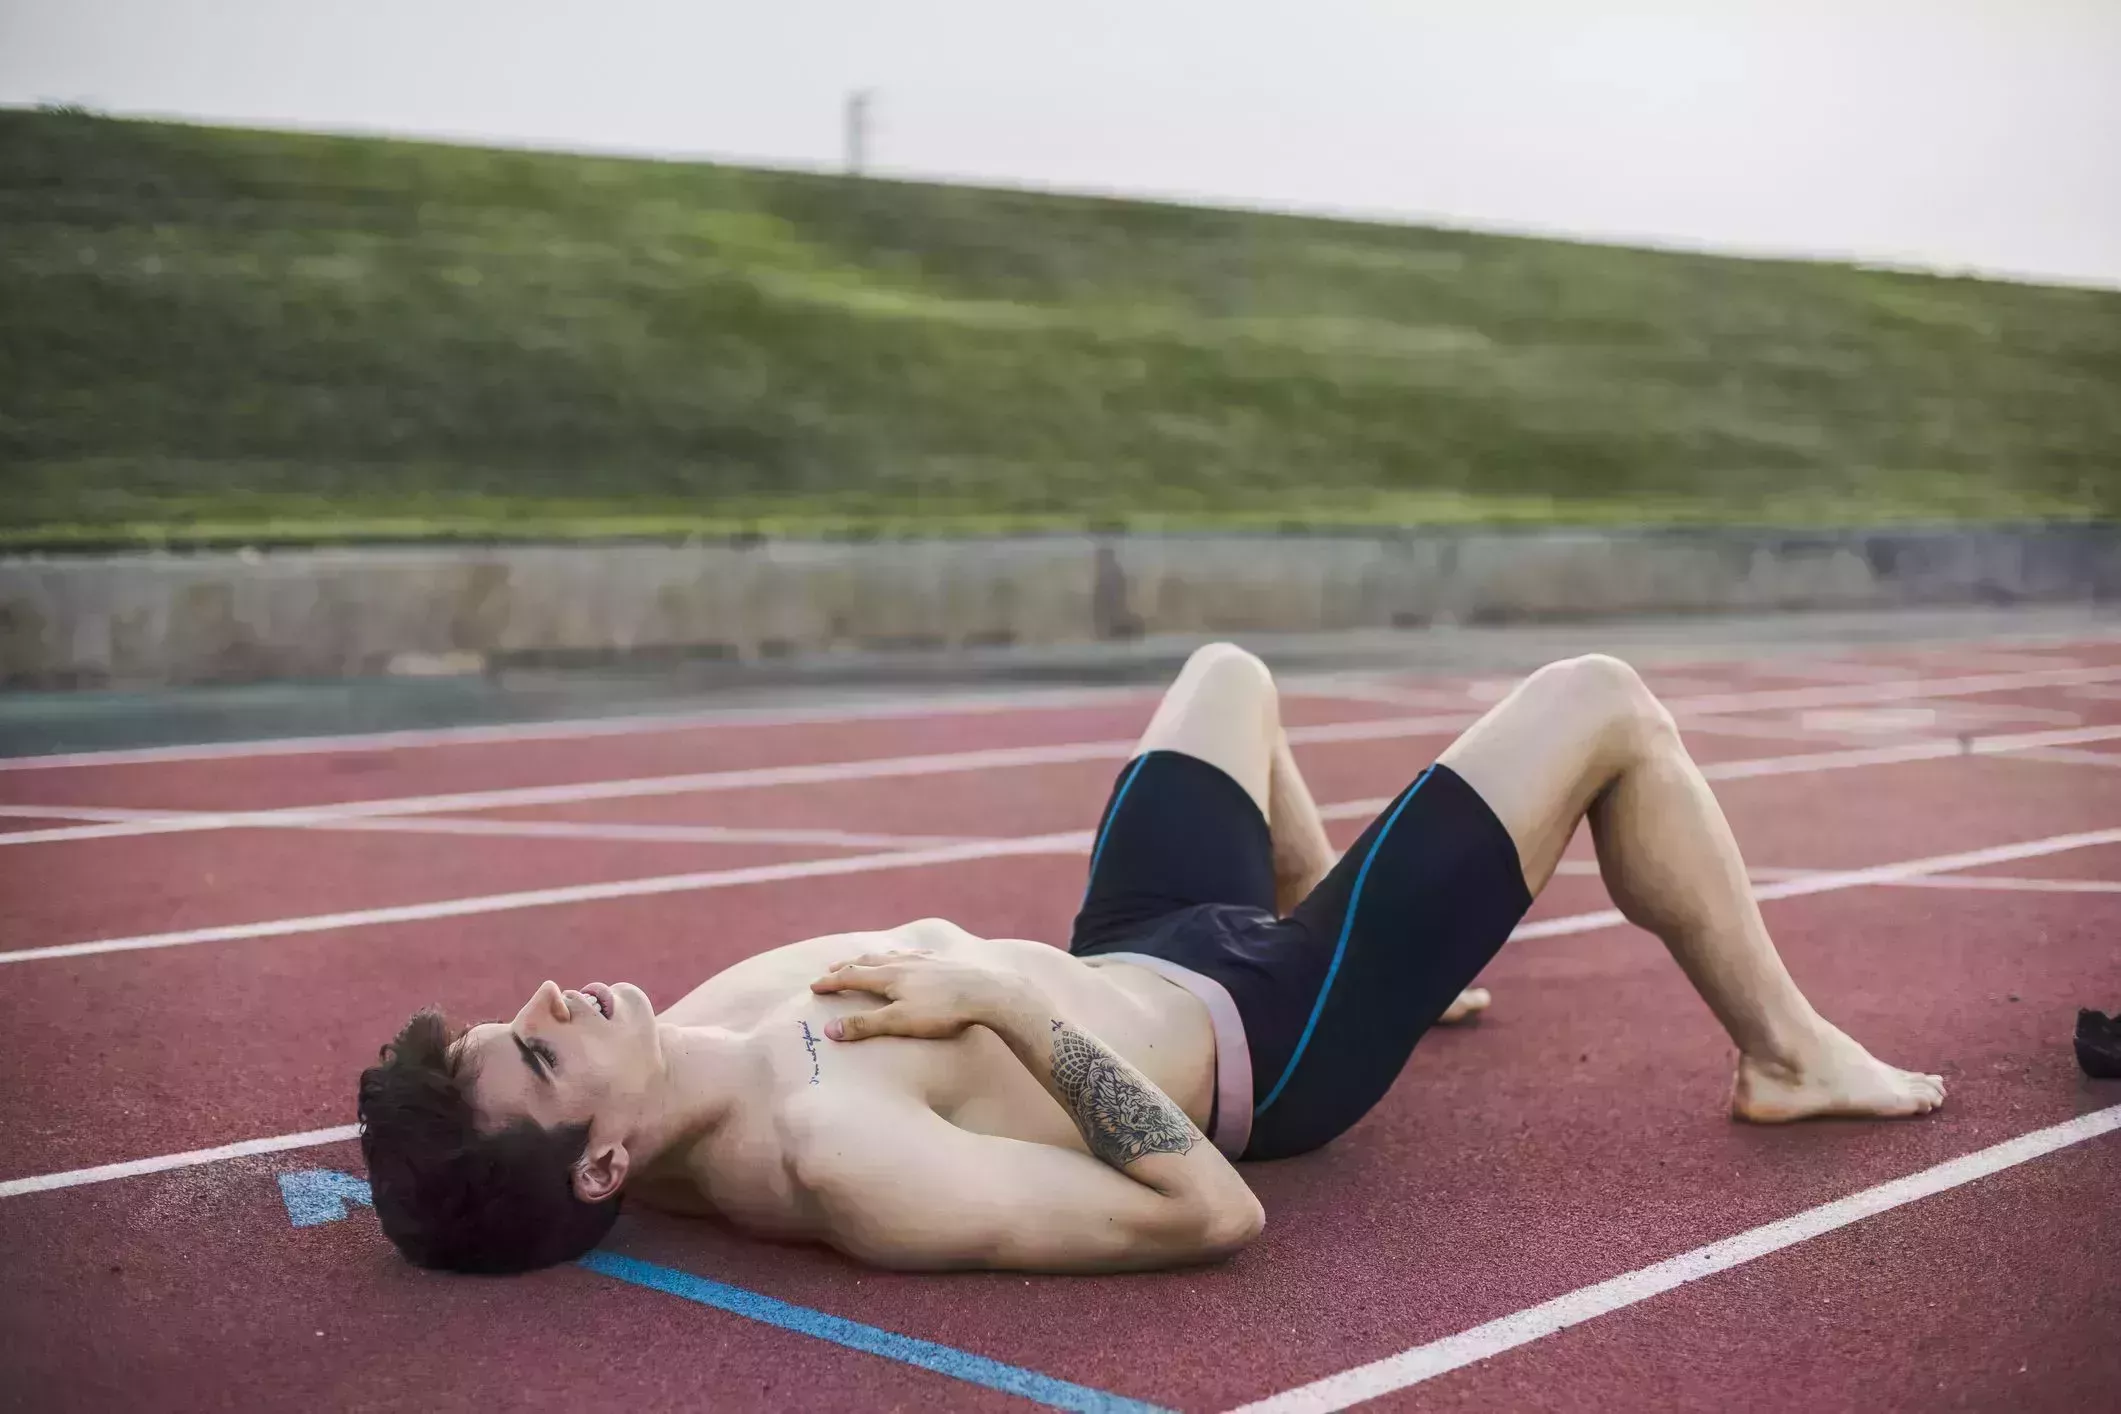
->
[516,979,570,1027]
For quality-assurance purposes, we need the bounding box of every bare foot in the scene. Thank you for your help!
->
[1438,987,1491,1025]
[1731,1023,1945,1122]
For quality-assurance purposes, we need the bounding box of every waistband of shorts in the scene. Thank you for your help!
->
[1088,951,1253,1160]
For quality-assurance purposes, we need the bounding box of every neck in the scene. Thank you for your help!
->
[626,1022,745,1169]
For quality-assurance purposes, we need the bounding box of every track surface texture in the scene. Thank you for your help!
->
[3,619,2118,1413]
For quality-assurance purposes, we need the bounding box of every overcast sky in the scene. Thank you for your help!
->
[6,0,2118,287]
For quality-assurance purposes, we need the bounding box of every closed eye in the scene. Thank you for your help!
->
[514,1033,556,1082]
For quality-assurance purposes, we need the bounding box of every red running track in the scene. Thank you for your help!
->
[1,638,2118,1412]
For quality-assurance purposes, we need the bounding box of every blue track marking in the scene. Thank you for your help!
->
[278,1173,1169,1410]
[278,1169,374,1227]
[1255,764,1436,1117]
[578,1251,1173,1413]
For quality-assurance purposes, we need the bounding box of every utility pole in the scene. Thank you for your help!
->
[844,89,872,175]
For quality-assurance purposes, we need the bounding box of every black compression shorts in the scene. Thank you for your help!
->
[1069,750,1532,1161]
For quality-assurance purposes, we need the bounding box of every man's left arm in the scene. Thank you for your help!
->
[805,950,1264,1268]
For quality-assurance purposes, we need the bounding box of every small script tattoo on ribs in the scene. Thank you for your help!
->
[798,1021,822,1085]
[1047,1020,1199,1168]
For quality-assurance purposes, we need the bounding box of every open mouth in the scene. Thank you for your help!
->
[579,983,615,1020]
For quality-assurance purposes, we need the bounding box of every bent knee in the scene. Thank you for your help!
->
[1538,654,1675,740]
[1180,641,1278,702]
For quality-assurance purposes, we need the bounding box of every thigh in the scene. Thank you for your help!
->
[1244,763,1531,1160]
[1435,655,1638,894]
[1130,643,1279,818]
[1070,751,1278,952]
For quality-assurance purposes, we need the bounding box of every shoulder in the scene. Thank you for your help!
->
[896,916,982,947]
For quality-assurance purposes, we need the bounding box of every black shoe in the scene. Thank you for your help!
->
[2077,1009,2121,1080]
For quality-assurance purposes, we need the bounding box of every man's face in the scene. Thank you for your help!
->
[459,981,662,1139]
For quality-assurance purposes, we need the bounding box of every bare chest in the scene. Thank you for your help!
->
[641,923,1216,1233]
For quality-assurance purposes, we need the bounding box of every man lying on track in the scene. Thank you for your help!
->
[359,647,1945,1274]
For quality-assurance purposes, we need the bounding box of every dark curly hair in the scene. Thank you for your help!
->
[357,1009,621,1273]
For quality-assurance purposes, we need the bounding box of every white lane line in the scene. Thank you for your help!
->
[0,804,170,823]
[2011,747,2121,770]
[8,779,2114,972]
[1643,675,1773,697]
[1906,650,2088,673]
[1734,659,1920,684]
[306,817,993,850]
[0,713,1476,848]
[0,802,991,851]
[1511,828,2121,939]
[1227,1104,2121,1414]
[1570,861,2121,894]
[1807,873,2121,895]
[0,831,1099,965]
[1677,715,1910,749]
[0,722,1964,848]
[3,686,2110,857]
[1306,721,2072,827]
[1669,728,2121,784]
[0,740,1154,846]
[4,730,2112,967]
[0,666,1439,777]
[1661,664,2121,716]
[0,684,1170,773]
[1698,740,1961,780]
[0,1124,363,1200]
[1901,701,2088,727]
[1968,723,2121,753]
[11,636,2117,777]
[8,665,2120,851]
[0,814,222,846]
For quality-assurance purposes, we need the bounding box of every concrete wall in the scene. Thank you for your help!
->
[3,524,2115,687]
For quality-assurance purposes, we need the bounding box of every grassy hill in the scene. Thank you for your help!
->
[2,107,2116,548]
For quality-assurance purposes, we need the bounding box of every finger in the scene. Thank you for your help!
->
[811,967,895,995]
[827,1007,898,1041]
[831,950,925,972]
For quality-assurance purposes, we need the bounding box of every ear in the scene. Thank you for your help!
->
[572,1141,630,1204]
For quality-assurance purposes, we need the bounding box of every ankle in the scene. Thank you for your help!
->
[1741,1011,1835,1076]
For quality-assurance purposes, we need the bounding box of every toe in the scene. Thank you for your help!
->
[1437,987,1491,1024]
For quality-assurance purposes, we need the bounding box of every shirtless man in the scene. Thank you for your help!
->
[358,647,1945,1275]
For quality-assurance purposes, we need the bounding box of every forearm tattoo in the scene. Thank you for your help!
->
[1047,1019,1199,1168]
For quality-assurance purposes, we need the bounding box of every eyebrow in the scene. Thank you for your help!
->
[513,1032,551,1084]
